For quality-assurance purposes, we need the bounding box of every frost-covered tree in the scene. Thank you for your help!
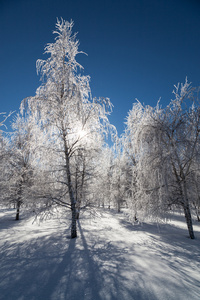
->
[0,112,11,132]
[0,137,9,206]
[93,146,114,209]
[21,19,114,238]
[125,80,200,239]
[110,137,130,212]
[0,112,12,207]
[6,114,37,220]
[125,101,169,220]
[119,134,137,220]
[0,113,7,169]
[190,168,200,222]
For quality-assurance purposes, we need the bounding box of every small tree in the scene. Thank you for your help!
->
[93,146,114,209]
[111,137,129,212]
[7,114,36,220]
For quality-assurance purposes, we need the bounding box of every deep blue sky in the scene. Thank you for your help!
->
[1,0,200,135]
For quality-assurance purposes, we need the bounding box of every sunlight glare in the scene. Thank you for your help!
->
[77,128,86,139]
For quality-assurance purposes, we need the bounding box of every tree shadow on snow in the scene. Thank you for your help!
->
[75,220,150,300]
[0,219,143,300]
[1,211,200,300]
[118,214,200,297]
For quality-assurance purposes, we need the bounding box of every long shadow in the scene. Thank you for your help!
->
[1,220,134,300]
[77,220,146,300]
[0,222,79,300]
[77,220,102,300]
[118,212,199,239]
[38,236,77,300]
[0,209,21,229]
[119,213,200,252]
[118,212,200,294]
[0,208,36,230]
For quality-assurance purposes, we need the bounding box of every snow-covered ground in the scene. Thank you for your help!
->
[0,207,200,300]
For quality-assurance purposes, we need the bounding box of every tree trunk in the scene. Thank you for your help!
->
[193,201,200,222]
[68,175,77,238]
[64,138,77,239]
[182,180,195,239]
[71,202,77,238]
[16,182,22,221]
[15,201,20,220]
[76,211,80,220]
[117,200,121,213]
[183,203,195,239]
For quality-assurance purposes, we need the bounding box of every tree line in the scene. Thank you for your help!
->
[1,19,200,239]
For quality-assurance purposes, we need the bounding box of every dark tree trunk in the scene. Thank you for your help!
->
[68,177,77,238]
[16,182,22,221]
[15,201,20,220]
[117,200,121,213]
[71,202,77,238]
[183,203,195,239]
[76,211,80,220]
[182,181,195,239]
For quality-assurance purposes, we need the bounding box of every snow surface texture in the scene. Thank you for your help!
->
[0,208,200,300]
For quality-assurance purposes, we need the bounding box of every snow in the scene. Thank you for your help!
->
[0,208,200,300]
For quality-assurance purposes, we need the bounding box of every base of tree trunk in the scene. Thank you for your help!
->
[183,205,195,239]
[16,209,19,220]
[71,206,77,238]
[71,230,77,239]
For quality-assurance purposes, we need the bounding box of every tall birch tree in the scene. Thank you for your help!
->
[21,19,114,238]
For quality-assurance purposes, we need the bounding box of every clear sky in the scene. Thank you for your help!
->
[1,0,200,135]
